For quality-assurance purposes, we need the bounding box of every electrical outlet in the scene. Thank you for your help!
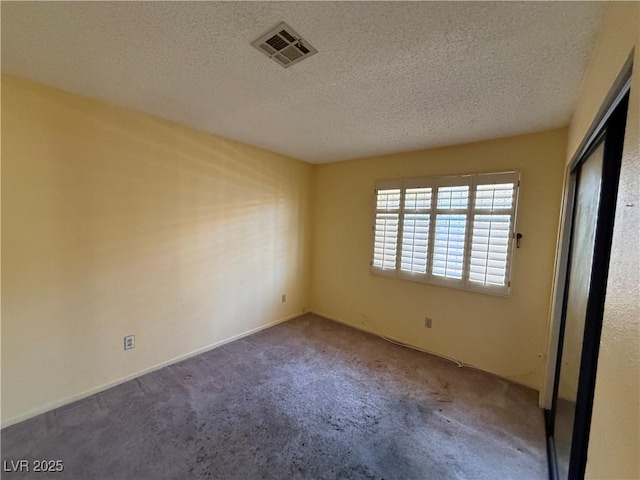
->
[281,294,286,303]
[124,335,135,350]
[424,317,432,329]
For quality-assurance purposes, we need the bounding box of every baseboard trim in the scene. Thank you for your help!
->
[309,309,464,365]
[310,309,460,360]
[310,310,541,392]
[1,311,303,429]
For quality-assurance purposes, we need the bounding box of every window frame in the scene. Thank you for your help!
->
[371,171,520,296]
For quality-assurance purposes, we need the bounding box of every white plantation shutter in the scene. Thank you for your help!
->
[432,179,471,281]
[374,214,399,269]
[469,214,511,284]
[401,214,429,273]
[401,186,432,275]
[436,184,470,210]
[468,176,518,294]
[372,187,401,271]
[433,214,467,278]
[474,182,515,209]
[371,172,519,295]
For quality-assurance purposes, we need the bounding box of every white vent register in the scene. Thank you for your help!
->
[252,22,317,68]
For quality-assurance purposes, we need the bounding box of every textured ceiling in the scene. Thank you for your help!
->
[1,2,607,164]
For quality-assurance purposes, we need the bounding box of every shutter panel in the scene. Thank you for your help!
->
[372,188,401,270]
[376,188,401,210]
[404,187,431,210]
[469,181,516,289]
[474,183,515,209]
[432,182,469,280]
[436,185,469,209]
[400,187,432,274]
[374,213,399,269]
[401,214,429,274]
[469,214,511,285]
[433,214,467,278]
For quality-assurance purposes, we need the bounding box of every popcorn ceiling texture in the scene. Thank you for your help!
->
[1,2,606,163]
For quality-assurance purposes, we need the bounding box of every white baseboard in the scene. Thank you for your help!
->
[311,310,541,393]
[309,310,368,332]
[311,309,472,369]
[1,311,304,429]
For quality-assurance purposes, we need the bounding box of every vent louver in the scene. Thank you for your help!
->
[252,22,317,69]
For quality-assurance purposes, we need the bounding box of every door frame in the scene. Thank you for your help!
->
[542,59,631,480]
[541,55,634,412]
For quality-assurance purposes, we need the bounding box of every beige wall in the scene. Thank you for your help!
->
[1,75,313,426]
[565,3,639,479]
[310,129,567,391]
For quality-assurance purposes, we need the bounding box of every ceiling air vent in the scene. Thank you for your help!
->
[251,22,317,69]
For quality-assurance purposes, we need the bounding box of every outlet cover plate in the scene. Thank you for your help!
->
[124,335,135,350]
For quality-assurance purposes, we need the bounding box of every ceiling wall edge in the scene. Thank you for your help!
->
[1,72,311,166]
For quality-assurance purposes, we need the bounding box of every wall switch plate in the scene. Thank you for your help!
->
[424,318,432,329]
[281,294,286,303]
[124,335,135,350]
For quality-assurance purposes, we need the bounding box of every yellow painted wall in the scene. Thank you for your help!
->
[566,3,639,478]
[310,129,567,390]
[1,75,313,426]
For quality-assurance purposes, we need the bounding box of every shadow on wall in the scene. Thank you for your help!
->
[1,76,312,422]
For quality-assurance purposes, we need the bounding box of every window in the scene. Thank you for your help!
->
[372,171,519,295]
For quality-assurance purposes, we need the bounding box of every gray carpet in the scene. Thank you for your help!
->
[1,314,547,479]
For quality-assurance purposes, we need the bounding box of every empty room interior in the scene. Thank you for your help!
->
[1,2,638,480]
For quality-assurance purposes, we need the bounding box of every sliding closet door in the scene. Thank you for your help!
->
[547,90,628,480]
[553,141,604,479]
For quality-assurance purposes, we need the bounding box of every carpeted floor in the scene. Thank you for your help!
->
[1,313,547,479]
